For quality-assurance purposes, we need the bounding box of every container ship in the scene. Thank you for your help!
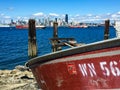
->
[16,25,46,29]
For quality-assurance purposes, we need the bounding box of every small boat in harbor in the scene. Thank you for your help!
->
[26,37,120,90]
[36,25,46,29]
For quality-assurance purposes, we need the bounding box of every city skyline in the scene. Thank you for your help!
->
[0,0,120,23]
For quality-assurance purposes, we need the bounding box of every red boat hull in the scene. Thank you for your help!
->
[16,25,28,29]
[26,38,120,90]
[68,25,88,28]
[16,25,46,29]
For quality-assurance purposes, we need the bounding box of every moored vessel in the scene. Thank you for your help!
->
[16,24,46,29]
[36,25,46,29]
[68,25,88,28]
[0,24,10,27]
[16,25,28,29]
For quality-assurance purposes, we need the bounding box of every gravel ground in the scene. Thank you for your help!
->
[0,65,42,90]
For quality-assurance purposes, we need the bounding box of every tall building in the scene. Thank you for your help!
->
[65,14,68,24]
[55,18,57,22]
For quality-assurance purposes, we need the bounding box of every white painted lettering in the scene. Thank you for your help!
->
[79,60,120,77]
[110,61,120,76]
[79,64,87,76]
[100,62,110,76]
[87,63,96,77]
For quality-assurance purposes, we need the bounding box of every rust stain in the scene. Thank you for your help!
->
[56,76,64,87]
[89,78,108,88]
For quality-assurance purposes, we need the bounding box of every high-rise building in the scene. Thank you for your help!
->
[65,14,68,24]
[55,18,57,22]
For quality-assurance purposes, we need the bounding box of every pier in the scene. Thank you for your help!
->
[50,22,80,52]
[27,19,111,54]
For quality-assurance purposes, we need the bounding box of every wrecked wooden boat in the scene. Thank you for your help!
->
[26,37,120,90]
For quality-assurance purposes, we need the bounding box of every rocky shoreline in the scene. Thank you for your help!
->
[0,65,41,90]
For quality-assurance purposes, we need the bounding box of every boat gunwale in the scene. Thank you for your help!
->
[26,38,120,68]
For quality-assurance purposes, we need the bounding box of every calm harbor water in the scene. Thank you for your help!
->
[0,26,116,70]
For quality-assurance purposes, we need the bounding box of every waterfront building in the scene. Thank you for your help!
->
[65,14,68,24]
[55,18,57,22]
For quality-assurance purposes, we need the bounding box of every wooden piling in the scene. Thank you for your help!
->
[104,19,110,40]
[28,19,37,57]
[52,22,58,52]
[53,22,58,38]
[51,22,63,52]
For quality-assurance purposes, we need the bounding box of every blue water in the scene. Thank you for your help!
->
[0,26,116,70]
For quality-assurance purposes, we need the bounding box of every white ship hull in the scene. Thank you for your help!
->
[114,20,120,38]
[0,24,10,27]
